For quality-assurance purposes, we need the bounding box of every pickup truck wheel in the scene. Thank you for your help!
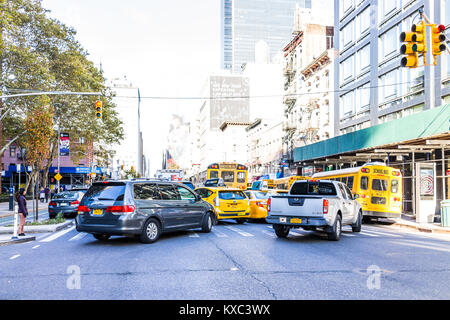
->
[273,224,290,238]
[327,215,341,241]
[352,211,362,233]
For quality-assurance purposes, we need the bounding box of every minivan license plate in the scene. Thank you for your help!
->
[92,209,103,216]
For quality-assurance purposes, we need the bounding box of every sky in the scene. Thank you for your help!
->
[41,0,222,175]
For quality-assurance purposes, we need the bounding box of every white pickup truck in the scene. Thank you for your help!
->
[265,180,362,241]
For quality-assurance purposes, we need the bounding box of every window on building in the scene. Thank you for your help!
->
[340,54,354,83]
[356,44,370,74]
[340,20,354,49]
[10,146,16,158]
[340,90,355,119]
[379,68,400,103]
[340,0,355,20]
[379,25,399,62]
[379,0,400,23]
[356,82,371,115]
[357,6,371,39]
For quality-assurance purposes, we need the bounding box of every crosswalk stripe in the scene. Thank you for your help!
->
[188,232,200,238]
[342,233,355,237]
[40,226,75,242]
[360,231,379,237]
[225,226,254,237]
[262,230,276,238]
[212,230,228,238]
[9,254,20,260]
[362,229,402,238]
[69,232,87,241]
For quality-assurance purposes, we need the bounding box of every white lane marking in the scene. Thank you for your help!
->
[390,241,450,253]
[212,230,228,238]
[361,229,403,238]
[262,230,276,238]
[342,233,356,237]
[69,232,87,241]
[32,245,40,249]
[9,255,20,260]
[360,231,379,237]
[40,226,75,242]
[188,232,200,238]
[398,239,450,250]
[225,226,254,237]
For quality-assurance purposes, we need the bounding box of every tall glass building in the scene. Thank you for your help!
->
[221,0,312,73]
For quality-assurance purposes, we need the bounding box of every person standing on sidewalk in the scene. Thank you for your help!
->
[15,188,28,236]
[44,187,50,203]
[39,187,45,203]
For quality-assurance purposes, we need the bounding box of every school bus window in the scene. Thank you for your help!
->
[237,172,246,183]
[372,179,388,191]
[391,179,399,193]
[360,176,369,190]
[210,171,219,179]
[342,176,347,185]
[221,171,234,183]
[347,176,354,190]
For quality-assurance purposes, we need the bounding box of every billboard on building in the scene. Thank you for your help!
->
[209,75,250,129]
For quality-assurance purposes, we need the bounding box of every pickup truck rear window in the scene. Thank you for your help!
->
[290,182,337,196]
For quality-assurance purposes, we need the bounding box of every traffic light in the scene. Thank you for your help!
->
[95,100,102,119]
[431,24,446,63]
[400,22,427,68]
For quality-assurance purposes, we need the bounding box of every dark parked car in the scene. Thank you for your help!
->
[75,180,216,243]
[48,190,87,218]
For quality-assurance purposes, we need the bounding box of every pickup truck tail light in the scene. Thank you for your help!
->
[323,199,329,214]
[106,205,135,213]
[267,198,271,212]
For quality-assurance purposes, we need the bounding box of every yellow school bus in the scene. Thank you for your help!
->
[205,162,248,190]
[273,176,309,191]
[312,163,402,220]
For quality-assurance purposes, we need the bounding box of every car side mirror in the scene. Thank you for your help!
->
[195,194,202,202]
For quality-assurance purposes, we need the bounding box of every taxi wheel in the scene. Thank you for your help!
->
[235,219,245,224]
[93,234,110,241]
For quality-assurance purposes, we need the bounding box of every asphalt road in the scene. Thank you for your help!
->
[0,219,449,300]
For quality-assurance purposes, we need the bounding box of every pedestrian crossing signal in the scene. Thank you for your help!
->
[95,100,102,119]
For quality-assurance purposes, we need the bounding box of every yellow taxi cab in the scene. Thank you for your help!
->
[244,190,270,219]
[195,187,250,224]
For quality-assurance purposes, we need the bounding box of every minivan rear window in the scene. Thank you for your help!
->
[290,182,337,196]
[83,183,126,202]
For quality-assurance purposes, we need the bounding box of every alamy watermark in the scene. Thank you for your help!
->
[366,265,382,290]
[66,265,81,290]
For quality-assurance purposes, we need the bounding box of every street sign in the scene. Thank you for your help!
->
[54,173,62,181]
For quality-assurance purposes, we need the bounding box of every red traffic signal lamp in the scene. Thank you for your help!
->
[431,24,446,60]
[95,100,102,119]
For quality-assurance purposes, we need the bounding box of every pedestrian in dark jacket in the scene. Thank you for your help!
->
[15,188,28,236]
[44,187,50,203]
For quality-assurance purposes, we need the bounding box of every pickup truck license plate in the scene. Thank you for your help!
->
[279,217,287,223]
[92,209,103,216]
[290,218,302,224]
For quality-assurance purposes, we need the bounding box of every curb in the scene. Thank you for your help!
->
[391,220,450,235]
[0,220,74,234]
[0,236,36,246]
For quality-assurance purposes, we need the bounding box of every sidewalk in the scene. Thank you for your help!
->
[0,198,48,218]
[387,214,450,235]
[0,234,36,246]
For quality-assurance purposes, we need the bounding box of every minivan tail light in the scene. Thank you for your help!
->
[70,200,80,205]
[106,205,135,213]
[49,201,57,206]
[323,199,329,214]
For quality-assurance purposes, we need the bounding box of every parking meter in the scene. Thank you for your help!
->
[9,187,14,211]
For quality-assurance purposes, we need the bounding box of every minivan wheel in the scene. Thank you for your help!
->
[140,218,161,244]
[327,215,342,241]
[273,224,290,238]
[93,234,110,241]
[201,213,213,233]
